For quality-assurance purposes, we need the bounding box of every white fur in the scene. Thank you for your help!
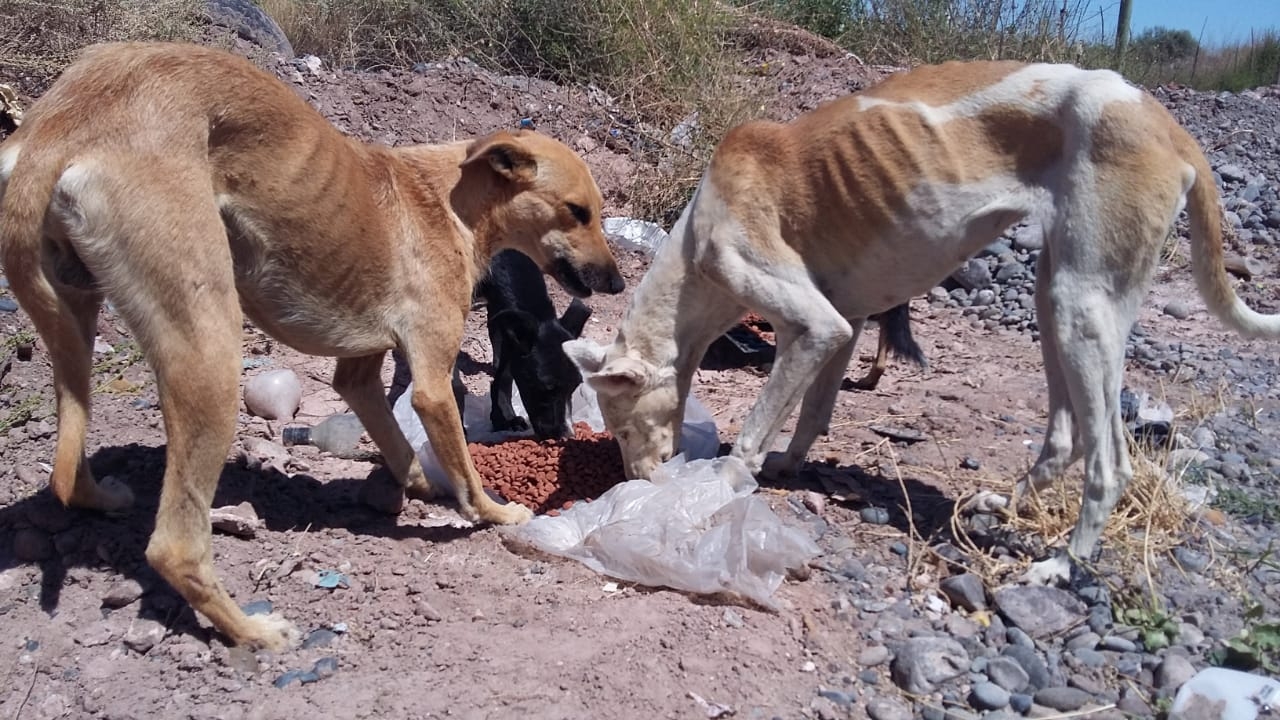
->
[570,61,1279,589]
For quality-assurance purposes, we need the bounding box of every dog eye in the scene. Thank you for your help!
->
[566,203,591,225]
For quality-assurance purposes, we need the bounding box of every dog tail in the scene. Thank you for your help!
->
[0,138,66,320]
[879,303,927,367]
[1180,128,1280,338]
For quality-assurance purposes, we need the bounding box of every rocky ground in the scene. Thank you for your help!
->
[2,33,1280,720]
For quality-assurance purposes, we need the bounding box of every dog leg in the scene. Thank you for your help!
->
[65,160,297,649]
[16,284,133,511]
[402,322,532,525]
[1021,243,1145,586]
[335,353,439,514]
[1016,247,1081,500]
[700,240,854,475]
[846,321,889,391]
[765,324,862,479]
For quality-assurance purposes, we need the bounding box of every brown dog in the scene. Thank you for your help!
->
[0,42,623,650]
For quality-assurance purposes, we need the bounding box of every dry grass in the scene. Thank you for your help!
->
[0,0,203,85]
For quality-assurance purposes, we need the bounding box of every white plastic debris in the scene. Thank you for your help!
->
[511,454,821,609]
[603,217,669,254]
[242,368,302,421]
[1170,667,1280,719]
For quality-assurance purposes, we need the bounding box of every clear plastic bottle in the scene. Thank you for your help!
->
[282,413,364,457]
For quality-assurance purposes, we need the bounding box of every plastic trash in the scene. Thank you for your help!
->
[603,217,669,254]
[392,380,719,489]
[511,454,822,609]
[242,368,302,420]
[1170,667,1280,719]
[282,412,364,457]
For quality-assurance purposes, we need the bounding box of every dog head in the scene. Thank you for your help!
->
[491,299,593,440]
[460,130,624,298]
[562,337,680,479]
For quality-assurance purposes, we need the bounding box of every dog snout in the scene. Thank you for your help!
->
[585,263,625,295]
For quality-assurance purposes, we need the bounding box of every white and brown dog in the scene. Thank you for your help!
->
[565,61,1280,585]
[0,42,623,649]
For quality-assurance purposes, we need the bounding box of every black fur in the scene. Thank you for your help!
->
[875,302,926,368]
[477,250,592,439]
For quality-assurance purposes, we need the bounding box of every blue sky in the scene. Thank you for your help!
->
[1084,0,1280,46]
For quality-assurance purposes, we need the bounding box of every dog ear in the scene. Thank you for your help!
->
[587,356,651,397]
[559,298,593,338]
[491,309,539,356]
[461,131,538,184]
[562,338,607,374]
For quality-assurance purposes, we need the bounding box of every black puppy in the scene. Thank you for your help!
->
[388,251,593,438]
[480,250,592,438]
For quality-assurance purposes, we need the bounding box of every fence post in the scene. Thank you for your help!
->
[1114,0,1133,68]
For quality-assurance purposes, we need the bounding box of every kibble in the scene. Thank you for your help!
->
[470,422,626,514]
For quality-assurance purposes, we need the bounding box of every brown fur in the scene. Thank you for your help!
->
[0,42,623,650]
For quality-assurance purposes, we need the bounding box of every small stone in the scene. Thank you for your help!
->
[1002,645,1052,690]
[995,586,1087,638]
[12,528,53,562]
[1065,631,1100,651]
[414,598,443,621]
[311,656,339,680]
[241,599,273,616]
[210,502,262,538]
[75,619,119,648]
[858,669,880,684]
[970,681,1011,710]
[1009,694,1033,713]
[859,644,890,667]
[1033,686,1092,712]
[818,688,855,707]
[722,609,744,628]
[1172,547,1209,574]
[123,618,166,654]
[986,656,1030,692]
[1155,653,1196,690]
[866,696,913,720]
[101,579,144,609]
[860,507,891,525]
[302,628,338,649]
[959,456,980,471]
[890,542,909,556]
[890,636,969,694]
[1163,300,1192,320]
[939,573,987,612]
[1100,635,1136,653]
[952,259,992,290]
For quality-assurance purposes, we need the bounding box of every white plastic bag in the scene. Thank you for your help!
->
[391,381,720,488]
[511,455,822,609]
[1171,667,1280,719]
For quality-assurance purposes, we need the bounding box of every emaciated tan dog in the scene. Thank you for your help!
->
[0,42,623,650]
[565,61,1280,586]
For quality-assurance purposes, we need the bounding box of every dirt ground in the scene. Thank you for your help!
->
[2,38,1280,720]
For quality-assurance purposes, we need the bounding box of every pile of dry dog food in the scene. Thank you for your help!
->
[471,422,627,515]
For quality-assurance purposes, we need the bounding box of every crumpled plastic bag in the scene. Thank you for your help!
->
[511,455,822,609]
[391,380,719,488]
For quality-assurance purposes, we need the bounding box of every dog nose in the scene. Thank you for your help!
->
[585,264,625,295]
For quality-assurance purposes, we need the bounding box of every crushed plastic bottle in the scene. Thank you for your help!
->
[282,413,364,457]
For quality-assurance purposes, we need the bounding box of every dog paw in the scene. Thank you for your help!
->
[760,452,801,481]
[479,500,533,525]
[1020,555,1071,586]
[241,612,302,652]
